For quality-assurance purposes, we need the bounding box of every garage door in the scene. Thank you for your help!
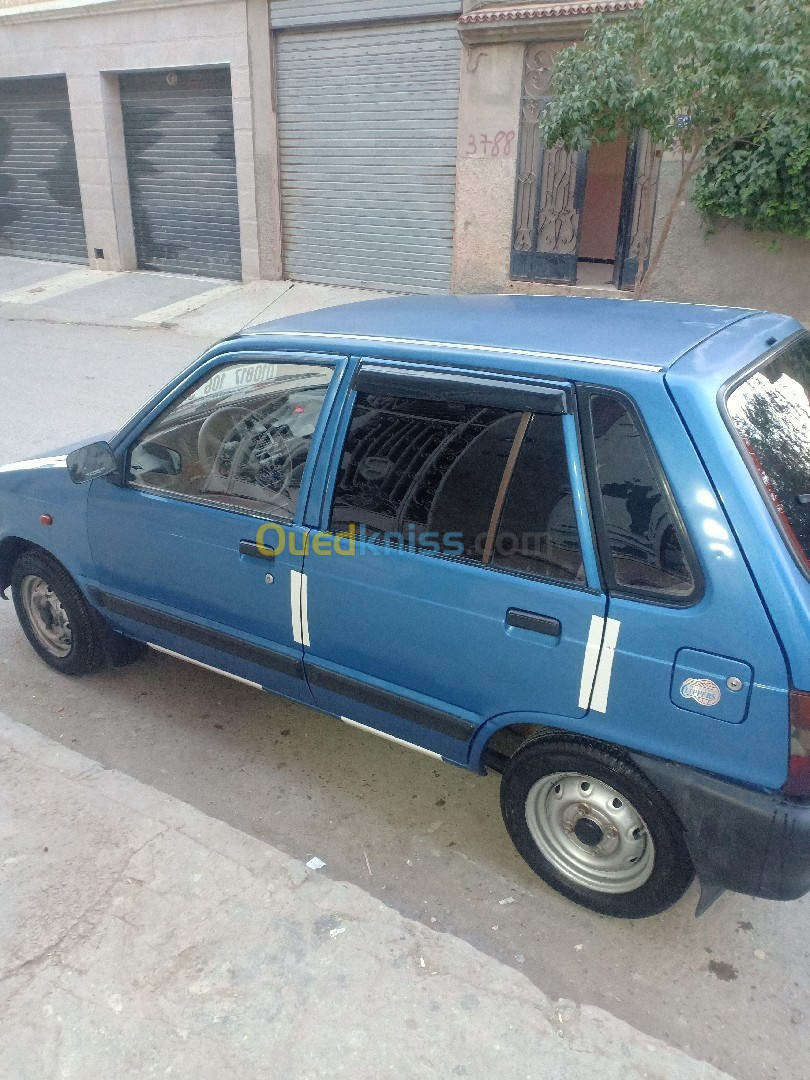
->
[0,76,87,263]
[274,19,461,293]
[120,68,241,280]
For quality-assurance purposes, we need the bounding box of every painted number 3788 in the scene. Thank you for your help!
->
[466,131,516,157]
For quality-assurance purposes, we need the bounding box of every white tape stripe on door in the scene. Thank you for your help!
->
[300,570,310,647]
[590,617,621,713]
[578,614,605,710]
[290,570,304,645]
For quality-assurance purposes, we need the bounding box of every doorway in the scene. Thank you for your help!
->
[577,136,629,286]
[510,43,661,290]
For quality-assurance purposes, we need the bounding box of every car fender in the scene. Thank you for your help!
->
[0,456,94,596]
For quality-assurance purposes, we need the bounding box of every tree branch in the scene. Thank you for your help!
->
[634,139,703,299]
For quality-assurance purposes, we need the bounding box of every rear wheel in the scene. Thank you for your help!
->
[500,735,694,918]
[11,551,105,676]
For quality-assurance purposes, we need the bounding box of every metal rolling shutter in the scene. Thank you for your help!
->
[274,20,461,293]
[271,1,462,28]
[119,68,241,280]
[0,76,87,263]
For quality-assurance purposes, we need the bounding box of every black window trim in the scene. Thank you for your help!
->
[324,363,596,593]
[352,362,571,415]
[718,328,810,584]
[578,384,705,608]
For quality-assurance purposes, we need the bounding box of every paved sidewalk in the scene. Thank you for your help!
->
[0,713,728,1080]
[0,255,390,341]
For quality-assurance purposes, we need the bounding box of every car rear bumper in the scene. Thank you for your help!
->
[632,752,810,902]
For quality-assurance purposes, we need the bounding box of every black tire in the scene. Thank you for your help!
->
[500,735,694,918]
[11,550,105,676]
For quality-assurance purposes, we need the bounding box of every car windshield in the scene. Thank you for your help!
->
[727,334,810,573]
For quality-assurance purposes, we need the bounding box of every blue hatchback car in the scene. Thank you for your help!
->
[2,296,809,918]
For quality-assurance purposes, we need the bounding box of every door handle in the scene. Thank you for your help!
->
[506,609,561,638]
[239,540,275,561]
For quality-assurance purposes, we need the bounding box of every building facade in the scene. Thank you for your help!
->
[0,0,807,320]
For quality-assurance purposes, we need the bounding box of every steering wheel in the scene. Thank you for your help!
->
[197,406,251,474]
[202,407,297,504]
[235,421,295,495]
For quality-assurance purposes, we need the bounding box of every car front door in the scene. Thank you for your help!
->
[300,362,609,763]
[85,353,345,697]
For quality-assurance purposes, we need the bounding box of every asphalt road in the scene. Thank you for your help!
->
[0,309,807,1080]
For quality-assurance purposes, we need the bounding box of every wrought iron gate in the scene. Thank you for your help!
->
[510,43,660,290]
[612,130,661,289]
[511,44,587,285]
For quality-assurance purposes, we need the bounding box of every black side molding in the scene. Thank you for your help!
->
[506,609,561,638]
[307,663,476,743]
[92,591,304,681]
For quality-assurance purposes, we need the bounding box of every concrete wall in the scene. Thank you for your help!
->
[452,37,616,298]
[452,41,523,293]
[647,154,810,324]
[0,0,276,280]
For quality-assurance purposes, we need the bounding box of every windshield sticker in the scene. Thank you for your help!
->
[186,363,280,402]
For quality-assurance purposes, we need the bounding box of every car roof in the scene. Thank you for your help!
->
[242,295,762,371]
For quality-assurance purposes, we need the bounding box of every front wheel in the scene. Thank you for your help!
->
[500,735,694,918]
[11,551,105,676]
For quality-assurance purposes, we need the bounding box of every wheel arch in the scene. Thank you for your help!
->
[474,715,675,797]
[471,712,605,774]
[477,719,647,776]
[0,536,43,598]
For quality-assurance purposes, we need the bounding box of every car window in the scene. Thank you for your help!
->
[128,359,333,520]
[726,334,810,574]
[329,386,583,583]
[491,413,584,583]
[589,394,695,600]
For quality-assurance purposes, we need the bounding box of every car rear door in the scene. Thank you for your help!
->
[299,362,609,763]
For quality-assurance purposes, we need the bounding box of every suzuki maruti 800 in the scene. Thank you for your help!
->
[1,296,808,918]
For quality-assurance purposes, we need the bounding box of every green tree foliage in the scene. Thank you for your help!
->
[694,119,810,238]
[540,0,810,295]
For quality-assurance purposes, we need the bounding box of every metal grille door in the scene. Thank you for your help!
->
[120,68,241,280]
[275,21,460,293]
[0,76,87,263]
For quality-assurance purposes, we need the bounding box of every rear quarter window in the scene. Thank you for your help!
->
[726,334,810,575]
[587,393,697,603]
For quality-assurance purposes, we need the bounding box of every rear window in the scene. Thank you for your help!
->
[726,334,810,573]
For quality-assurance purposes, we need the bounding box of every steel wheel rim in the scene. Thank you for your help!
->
[20,575,72,658]
[525,771,655,894]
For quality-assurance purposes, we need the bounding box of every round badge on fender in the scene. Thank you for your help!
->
[680,677,722,707]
